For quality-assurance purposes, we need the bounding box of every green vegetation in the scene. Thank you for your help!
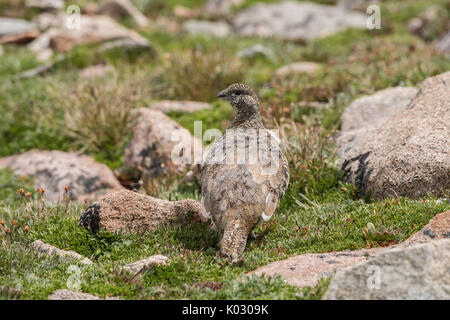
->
[1,169,447,299]
[0,0,449,300]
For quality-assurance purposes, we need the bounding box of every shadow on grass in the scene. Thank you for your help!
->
[169,216,219,252]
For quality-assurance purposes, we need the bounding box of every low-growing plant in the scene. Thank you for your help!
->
[57,76,147,169]
[279,119,338,201]
[155,47,244,101]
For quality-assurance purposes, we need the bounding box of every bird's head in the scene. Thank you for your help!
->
[217,83,259,113]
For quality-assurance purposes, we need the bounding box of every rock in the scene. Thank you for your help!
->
[0,30,40,44]
[0,18,37,37]
[122,255,168,276]
[337,0,380,11]
[250,248,384,288]
[408,5,440,39]
[32,12,60,31]
[183,20,231,38]
[98,36,152,53]
[236,44,276,62]
[0,18,38,44]
[80,64,114,79]
[435,32,450,54]
[339,87,418,133]
[32,240,94,265]
[35,48,53,62]
[49,34,74,52]
[48,289,120,300]
[26,0,65,11]
[154,16,180,34]
[78,190,208,234]
[99,0,149,28]
[274,61,322,77]
[337,87,417,160]
[123,108,203,181]
[28,15,150,54]
[49,290,101,300]
[339,72,450,200]
[232,1,367,42]
[0,150,123,203]
[149,100,212,114]
[323,239,450,300]
[408,5,449,44]
[404,211,450,245]
[173,5,201,19]
[83,3,100,16]
[205,0,244,16]
[250,210,450,289]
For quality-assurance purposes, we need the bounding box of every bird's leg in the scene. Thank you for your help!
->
[220,223,249,263]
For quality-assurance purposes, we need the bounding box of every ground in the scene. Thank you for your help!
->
[0,0,449,299]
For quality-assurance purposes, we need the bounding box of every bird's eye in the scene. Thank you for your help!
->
[234,91,242,96]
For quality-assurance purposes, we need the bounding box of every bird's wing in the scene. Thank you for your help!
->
[247,151,289,222]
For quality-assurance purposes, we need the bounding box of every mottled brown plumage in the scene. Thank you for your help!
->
[201,84,289,261]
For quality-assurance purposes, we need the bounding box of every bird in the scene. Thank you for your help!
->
[200,83,289,262]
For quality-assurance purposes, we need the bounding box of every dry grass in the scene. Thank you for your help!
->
[56,75,149,167]
[279,119,337,195]
[155,47,244,101]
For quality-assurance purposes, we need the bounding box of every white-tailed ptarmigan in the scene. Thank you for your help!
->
[201,84,289,261]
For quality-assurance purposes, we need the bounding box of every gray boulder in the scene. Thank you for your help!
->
[48,289,120,300]
[232,1,367,42]
[323,239,450,300]
[123,108,203,181]
[28,14,150,53]
[250,248,384,289]
[26,0,65,11]
[0,18,39,44]
[205,0,244,16]
[80,64,115,79]
[32,240,93,265]
[122,255,168,276]
[0,18,37,37]
[250,210,450,289]
[0,150,123,203]
[339,72,450,200]
[274,61,322,77]
[99,0,149,28]
[183,20,231,38]
[403,210,450,246]
[435,32,450,54]
[337,0,380,11]
[337,87,417,160]
[149,100,212,114]
[236,44,276,62]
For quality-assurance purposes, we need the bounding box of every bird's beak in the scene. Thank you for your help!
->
[217,90,227,98]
